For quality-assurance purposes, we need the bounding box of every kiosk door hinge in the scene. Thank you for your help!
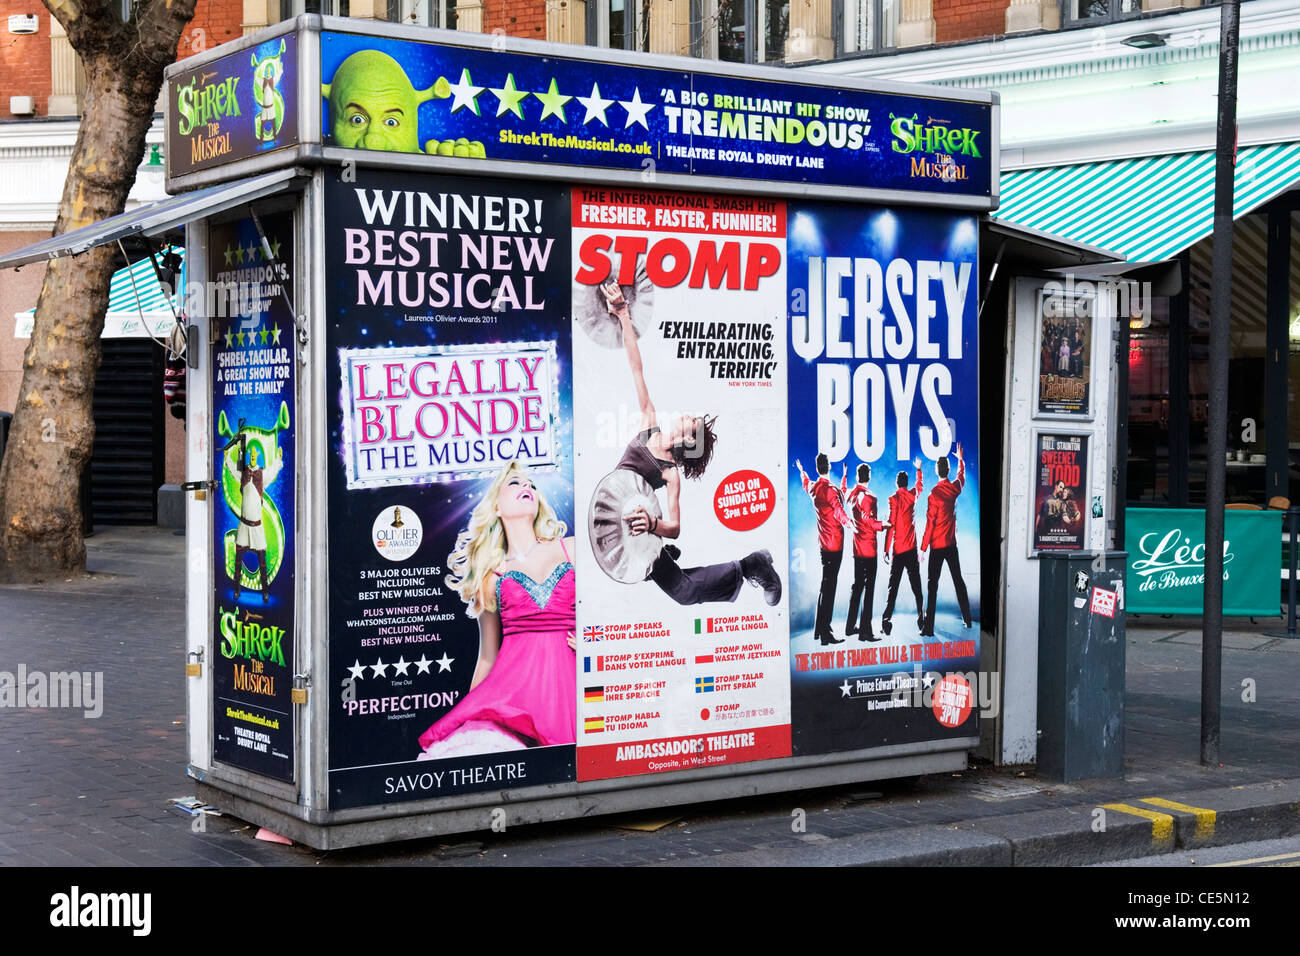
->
[181,479,215,501]
[185,647,204,678]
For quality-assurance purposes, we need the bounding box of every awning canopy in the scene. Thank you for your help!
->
[0,167,302,270]
[13,249,185,339]
[996,141,1300,262]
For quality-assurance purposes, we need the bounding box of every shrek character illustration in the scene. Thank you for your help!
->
[321,49,485,158]
[218,404,290,602]
[252,40,287,143]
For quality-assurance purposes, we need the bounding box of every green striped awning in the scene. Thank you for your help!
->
[997,142,1300,262]
[14,248,184,338]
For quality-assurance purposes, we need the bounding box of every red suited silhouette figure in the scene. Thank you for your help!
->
[881,460,924,636]
[797,453,850,645]
[920,443,972,636]
[845,462,888,641]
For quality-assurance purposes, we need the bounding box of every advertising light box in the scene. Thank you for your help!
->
[166,17,997,210]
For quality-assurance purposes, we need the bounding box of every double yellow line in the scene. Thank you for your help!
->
[1100,797,1216,848]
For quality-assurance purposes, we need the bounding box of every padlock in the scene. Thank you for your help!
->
[185,649,204,677]
[290,686,308,705]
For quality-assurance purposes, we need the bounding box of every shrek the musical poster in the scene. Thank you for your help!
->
[323,168,575,809]
[210,212,296,781]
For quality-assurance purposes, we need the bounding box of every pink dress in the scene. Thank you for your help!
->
[417,556,576,758]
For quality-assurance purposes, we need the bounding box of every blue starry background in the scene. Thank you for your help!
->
[322,167,576,805]
[319,30,991,198]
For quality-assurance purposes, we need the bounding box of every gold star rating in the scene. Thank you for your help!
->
[534,78,572,123]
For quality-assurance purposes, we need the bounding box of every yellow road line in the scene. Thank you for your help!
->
[1138,797,1216,842]
[1101,803,1175,848]
[1209,851,1300,868]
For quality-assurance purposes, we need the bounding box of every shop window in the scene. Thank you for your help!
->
[1186,213,1270,506]
[841,0,899,54]
[1287,210,1300,505]
[1126,295,1174,504]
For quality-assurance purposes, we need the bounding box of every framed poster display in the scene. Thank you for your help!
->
[1030,431,1089,555]
[1034,287,1094,419]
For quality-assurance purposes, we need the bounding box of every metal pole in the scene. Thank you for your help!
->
[1201,0,1241,768]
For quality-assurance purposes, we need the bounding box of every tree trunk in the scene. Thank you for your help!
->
[0,3,195,582]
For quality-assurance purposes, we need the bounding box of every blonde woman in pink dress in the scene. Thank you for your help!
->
[417,462,576,759]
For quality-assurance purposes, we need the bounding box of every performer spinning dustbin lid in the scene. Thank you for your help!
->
[589,279,782,606]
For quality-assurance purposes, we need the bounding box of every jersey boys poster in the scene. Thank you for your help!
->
[786,203,981,755]
[210,212,296,781]
[570,187,792,781]
[323,169,576,809]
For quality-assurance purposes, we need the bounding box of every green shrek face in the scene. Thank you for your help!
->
[322,50,449,153]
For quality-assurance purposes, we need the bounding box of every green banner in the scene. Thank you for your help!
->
[1126,508,1281,616]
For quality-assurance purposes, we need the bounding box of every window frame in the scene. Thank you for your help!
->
[587,0,649,52]
[833,0,899,58]
[1061,0,1145,27]
[694,0,796,64]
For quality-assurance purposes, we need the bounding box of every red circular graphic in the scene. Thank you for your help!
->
[714,469,775,531]
[700,708,710,721]
[932,674,973,728]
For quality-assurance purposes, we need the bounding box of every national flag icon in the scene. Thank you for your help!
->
[582,624,604,643]
[694,617,717,634]
[583,656,604,673]
[695,654,714,665]
[584,686,605,703]
[584,717,604,733]
[694,676,715,693]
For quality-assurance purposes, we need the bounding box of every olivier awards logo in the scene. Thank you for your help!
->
[372,505,424,561]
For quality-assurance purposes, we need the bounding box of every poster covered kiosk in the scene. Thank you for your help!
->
[15,16,1004,847]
